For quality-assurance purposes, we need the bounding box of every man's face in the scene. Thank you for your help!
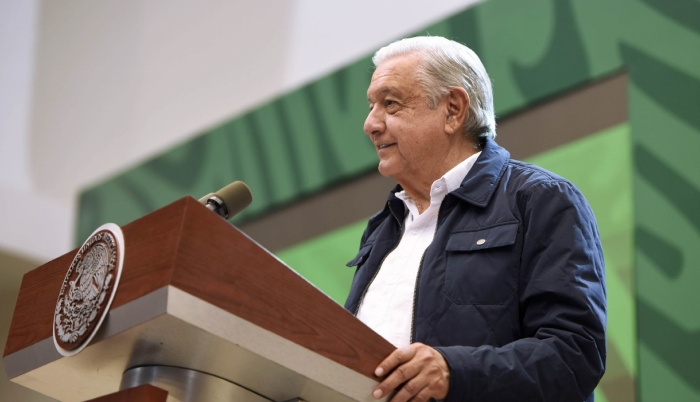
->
[364,53,449,185]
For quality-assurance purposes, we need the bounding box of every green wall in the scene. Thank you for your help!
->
[78,1,700,400]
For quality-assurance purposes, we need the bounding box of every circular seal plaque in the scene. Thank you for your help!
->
[53,223,125,357]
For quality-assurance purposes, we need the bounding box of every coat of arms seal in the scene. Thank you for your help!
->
[53,223,125,356]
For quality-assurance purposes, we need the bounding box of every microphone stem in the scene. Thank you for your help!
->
[205,195,229,219]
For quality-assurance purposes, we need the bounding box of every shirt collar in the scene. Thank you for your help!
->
[442,151,482,194]
[395,151,482,205]
[381,139,512,226]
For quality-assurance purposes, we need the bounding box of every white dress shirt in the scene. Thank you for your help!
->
[356,152,481,347]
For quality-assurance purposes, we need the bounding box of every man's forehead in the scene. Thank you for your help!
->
[367,54,421,100]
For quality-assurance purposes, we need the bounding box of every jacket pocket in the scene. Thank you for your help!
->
[443,222,519,305]
[346,243,373,267]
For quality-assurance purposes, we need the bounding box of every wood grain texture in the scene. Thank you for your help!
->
[171,197,394,379]
[5,196,393,380]
[84,384,168,402]
[3,252,72,357]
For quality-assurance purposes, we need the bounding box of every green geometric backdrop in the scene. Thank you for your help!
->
[77,1,700,400]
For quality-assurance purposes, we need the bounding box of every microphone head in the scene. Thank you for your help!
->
[215,181,253,219]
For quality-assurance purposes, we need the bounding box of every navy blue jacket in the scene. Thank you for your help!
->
[345,139,606,402]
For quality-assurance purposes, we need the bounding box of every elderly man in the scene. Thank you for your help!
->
[344,36,606,402]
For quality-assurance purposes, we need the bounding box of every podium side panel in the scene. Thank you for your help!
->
[170,197,394,379]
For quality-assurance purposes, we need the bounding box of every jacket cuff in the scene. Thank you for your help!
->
[434,345,475,402]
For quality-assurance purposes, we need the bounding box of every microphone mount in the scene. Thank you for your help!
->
[204,195,229,219]
[197,181,253,221]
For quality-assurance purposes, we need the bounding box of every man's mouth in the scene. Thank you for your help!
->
[377,143,395,150]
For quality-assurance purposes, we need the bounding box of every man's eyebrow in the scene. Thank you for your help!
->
[368,86,400,103]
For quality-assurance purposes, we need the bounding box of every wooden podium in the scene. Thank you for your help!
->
[3,197,394,401]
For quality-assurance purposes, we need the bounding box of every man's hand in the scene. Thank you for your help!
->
[372,342,450,402]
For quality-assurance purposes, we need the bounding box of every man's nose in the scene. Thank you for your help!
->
[364,108,385,136]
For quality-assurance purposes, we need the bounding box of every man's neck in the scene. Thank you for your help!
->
[398,145,479,214]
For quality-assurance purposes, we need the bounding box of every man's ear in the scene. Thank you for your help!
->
[445,87,469,135]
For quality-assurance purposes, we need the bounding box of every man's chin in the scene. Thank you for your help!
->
[377,163,401,181]
[377,163,393,178]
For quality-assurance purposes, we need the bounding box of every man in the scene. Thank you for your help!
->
[344,36,606,402]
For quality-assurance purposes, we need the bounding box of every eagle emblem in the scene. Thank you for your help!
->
[53,223,124,356]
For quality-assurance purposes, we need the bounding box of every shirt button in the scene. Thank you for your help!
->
[412,230,418,235]
[476,239,486,245]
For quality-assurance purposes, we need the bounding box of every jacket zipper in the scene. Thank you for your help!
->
[354,202,404,316]
[410,202,444,343]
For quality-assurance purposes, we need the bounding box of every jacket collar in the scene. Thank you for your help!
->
[450,138,510,207]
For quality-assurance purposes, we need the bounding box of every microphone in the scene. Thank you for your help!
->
[198,181,253,220]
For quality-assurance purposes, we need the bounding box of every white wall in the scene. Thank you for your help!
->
[0,0,72,262]
[1,0,480,262]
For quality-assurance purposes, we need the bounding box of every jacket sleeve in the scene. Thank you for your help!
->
[434,180,607,402]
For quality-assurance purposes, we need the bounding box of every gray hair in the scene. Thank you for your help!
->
[372,36,496,141]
